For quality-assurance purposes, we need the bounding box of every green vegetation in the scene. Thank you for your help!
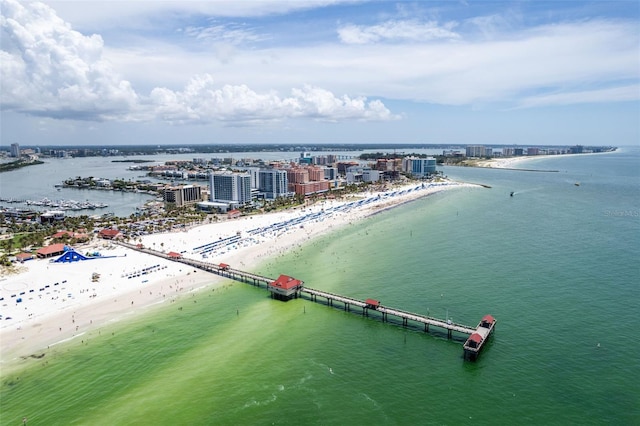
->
[0,159,44,173]
[111,159,154,163]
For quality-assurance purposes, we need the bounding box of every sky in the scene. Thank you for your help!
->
[1,0,639,147]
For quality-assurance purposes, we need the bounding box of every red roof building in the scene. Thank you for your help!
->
[365,298,380,308]
[98,229,122,239]
[268,274,303,300]
[36,243,67,258]
[167,251,182,259]
[15,252,34,262]
[466,333,483,348]
[480,314,496,328]
[219,263,230,270]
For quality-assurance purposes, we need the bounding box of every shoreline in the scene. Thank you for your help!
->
[0,180,478,372]
[464,150,618,170]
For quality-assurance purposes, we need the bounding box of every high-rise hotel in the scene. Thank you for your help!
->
[209,172,252,205]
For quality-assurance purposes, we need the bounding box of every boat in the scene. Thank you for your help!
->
[510,191,514,197]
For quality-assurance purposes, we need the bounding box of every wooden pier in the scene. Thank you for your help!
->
[115,241,495,359]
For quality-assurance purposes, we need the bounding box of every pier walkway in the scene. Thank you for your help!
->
[302,287,475,338]
[115,241,491,355]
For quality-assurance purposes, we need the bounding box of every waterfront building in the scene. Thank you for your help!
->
[465,145,486,158]
[163,185,203,207]
[39,210,65,224]
[10,143,20,157]
[403,157,437,178]
[258,169,289,200]
[503,147,515,157]
[527,147,540,156]
[209,172,252,205]
[346,166,381,183]
[289,180,330,196]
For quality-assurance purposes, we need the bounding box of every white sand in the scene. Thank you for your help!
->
[0,181,474,366]
[474,151,617,169]
[473,156,547,169]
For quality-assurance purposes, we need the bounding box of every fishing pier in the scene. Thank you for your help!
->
[117,241,495,360]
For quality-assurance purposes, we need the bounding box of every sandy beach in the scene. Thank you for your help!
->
[471,150,618,169]
[0,180,474,367]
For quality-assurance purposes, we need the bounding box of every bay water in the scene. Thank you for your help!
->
[1,149,638,425]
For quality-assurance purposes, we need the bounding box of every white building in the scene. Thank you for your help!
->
[465,145,486,158]
[209,172,252,205]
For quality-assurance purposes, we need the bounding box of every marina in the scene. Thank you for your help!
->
[0,197,108,211]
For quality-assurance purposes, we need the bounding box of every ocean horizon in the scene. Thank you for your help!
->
[1,148,638,425]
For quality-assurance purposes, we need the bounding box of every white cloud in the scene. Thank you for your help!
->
[1,0,138,120]
[1,0,395,124]
[338,19,460,44]
[2,0,638,131]
[517,85,640,109]
[150,75,397,124]
[183,22,266,46]
[44,0,363,31]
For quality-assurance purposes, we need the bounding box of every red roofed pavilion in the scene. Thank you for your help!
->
[98,229,122,240]
[480,314,496,328]
[268,274,303,300]
[167,251,182,259]
[466,333,483,348]
[36,243,67,258]
[365,298,380,308]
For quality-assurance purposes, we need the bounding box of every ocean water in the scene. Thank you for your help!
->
[1,149,638,425]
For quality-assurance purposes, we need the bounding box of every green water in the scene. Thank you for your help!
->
[2,150,639,425]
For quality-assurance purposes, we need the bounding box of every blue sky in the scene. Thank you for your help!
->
[1,0,638,147]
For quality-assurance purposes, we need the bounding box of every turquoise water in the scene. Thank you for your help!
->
[1,150,639,425]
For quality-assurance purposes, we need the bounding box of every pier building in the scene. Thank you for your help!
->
[268,275,303,300]
[463,315,496,361]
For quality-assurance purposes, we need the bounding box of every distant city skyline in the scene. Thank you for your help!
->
[1,0,639,147]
